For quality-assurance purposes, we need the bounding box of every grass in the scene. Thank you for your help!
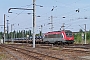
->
[0,54,6,60]
[74,39,90,44]
[50,47,63,50]
[21,46,24,48]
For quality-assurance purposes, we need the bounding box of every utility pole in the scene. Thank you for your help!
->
[79,24,87,44]
[8,0,41,48]
[4,14,6,44]
[50,6,57,32]
[11,24,13,43]
[51,16,53,31]
[11,24,14,43]
[41,25,43,36]
[61,23,65,30]
[33,0,36,48]
[7,20,9,40]
[84,24,86,44]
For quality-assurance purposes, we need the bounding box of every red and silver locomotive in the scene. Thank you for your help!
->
[43,30,74,44]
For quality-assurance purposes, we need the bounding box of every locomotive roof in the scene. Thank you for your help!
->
[48,30,71,33]
[44,30,72,35]
[64,30,72,32]
[48,31,61,33]
[45,31,62,35]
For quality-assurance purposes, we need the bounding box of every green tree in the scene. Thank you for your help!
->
[87,30,90,40]
[29,30,32,36]
[79,29,83,33]
[0,32,3,39]
[74,32,82,43]
[39,31,42,36]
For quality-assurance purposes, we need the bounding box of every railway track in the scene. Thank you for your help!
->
[60,44,90,54]
[0,44,90,60]
[5,43,90,50]
[0,46,21,60]
[7,43,90,51]
[0,44,63,60]
[64,44,90,49]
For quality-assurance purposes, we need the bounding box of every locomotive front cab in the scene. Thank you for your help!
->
[64,30,74,44]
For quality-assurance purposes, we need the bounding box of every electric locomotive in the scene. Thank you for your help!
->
[43,30,74,44]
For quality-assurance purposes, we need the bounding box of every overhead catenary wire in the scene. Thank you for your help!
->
[54,0,90,19]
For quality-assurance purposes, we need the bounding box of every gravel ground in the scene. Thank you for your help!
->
[28,47,90,60]
[0,46,37,60]
[0,44,90,60]
[0,47,17,60]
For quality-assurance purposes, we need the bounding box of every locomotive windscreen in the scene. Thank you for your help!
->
[65,30,73,37]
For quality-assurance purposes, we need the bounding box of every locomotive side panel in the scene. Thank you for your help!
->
[43,30,74,44]
[43,31,66,44]
[43,38,66,43]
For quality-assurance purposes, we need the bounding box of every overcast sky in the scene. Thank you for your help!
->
[0,0,90,33]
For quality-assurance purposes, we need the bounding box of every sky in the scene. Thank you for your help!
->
[0,0,90,33]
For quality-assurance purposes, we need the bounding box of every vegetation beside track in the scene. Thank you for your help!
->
[74,29,90,44]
